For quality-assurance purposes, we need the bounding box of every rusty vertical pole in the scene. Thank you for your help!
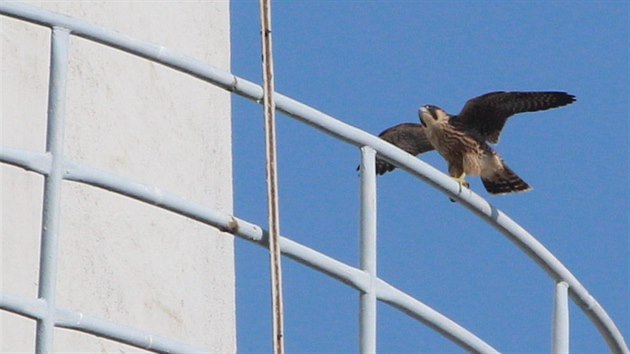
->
[259,0,284,353]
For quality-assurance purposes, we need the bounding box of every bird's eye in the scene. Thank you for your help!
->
[424,105,438,114]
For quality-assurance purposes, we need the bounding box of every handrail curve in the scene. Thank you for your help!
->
[0,2,627,353]
[0,147,499,353]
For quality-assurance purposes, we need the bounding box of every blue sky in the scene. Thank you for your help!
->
[230,1,629,353]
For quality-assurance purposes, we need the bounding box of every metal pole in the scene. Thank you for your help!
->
[35,26,70,353]
[259,0,284,353]
[359,146,377,353]
[552,281,570,354]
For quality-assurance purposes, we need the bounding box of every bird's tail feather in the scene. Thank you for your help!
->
[355,157,396,175]
[481,164,531,195]
[375,158,395,175]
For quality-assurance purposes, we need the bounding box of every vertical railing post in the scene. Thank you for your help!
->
[359,146,377,354]
[35,26,70,353]
[552,281,570,354]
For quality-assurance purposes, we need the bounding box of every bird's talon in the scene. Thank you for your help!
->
[452,173,469,194]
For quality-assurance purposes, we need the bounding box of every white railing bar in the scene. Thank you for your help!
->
[55,309,207,354]
[0,294,48,321]
[62,158,500,354]
[60,157,371,292]
[359,146,378,353]
[0,3,627,353]
[35,26,70,353]
[0,293,209,354]
[553,281,570,354]
[0,150,501,353]
[0,2,241,93]
[0,148,51,175]
[376,279,501,354]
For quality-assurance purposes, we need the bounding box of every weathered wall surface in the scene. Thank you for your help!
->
[1,2,234,352]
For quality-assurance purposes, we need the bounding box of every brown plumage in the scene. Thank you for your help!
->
[374,123,433,174]
[448,91,576,144]
[424,113,531,195]
[368,91,575,195]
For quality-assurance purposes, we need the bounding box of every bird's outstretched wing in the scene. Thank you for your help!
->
[455,91,576,144]
[373,123,434,175]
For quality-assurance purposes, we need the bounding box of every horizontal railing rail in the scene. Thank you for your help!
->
[1,146,499,353]
[0,293,208,354]
[1,2,627,353]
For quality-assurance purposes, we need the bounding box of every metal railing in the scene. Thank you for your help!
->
[0,3,627,353]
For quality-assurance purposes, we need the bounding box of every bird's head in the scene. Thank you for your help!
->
[419,105,449,127]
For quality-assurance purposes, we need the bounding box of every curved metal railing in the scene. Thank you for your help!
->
[0,3,627,353]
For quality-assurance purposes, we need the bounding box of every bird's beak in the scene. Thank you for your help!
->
[418,106,428,127]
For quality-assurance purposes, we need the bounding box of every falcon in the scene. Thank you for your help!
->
[371,91,576,195]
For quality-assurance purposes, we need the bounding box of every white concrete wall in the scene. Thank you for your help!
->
[1,2,235,352]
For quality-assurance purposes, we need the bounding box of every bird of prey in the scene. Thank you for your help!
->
[372,91,576,195]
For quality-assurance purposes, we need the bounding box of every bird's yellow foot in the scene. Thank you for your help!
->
[454,173,470,191]
[449,174,469,202]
